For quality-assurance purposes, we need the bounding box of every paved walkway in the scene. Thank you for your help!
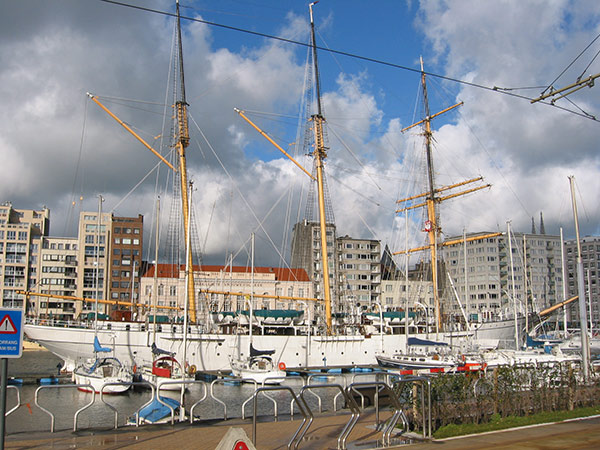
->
[5,413,600,449]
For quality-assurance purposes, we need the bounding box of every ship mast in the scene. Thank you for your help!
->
[420,57,441,332]
[234,2,334,334]
[309,1,333,335]
[174,0,196,324]
[395,58,497,331]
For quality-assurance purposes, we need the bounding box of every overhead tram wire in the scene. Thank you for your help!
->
[98,0,600,124]
[541,30,600,97]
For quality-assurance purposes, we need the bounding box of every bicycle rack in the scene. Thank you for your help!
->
[100,381,155,429]
[347,381,407,447]
[298,383,360,450]
[35,384,95,432]
[241,379,277,420]
[130,382,158,427]
[154,379,208,424]
[397,375,432,439]
[209,378,232,420]
[349,371,386,410]
[5,386,20,417]
[251,386,310,450]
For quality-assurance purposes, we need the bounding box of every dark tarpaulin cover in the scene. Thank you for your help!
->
[250,343,275,357]
[407,337,448,346]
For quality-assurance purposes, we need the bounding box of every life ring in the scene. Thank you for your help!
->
[188,364,197,375]
[278,362,286,371]
[133,364,137,373]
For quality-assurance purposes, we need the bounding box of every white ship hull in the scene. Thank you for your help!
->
[24,316,524,373]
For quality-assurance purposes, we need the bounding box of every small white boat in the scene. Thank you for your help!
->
[375,353,462,370]
[140,355,194,391]
[230,344,286,384]
[74,356,133,394]
[73,336,133,393]
[376,336,464,370]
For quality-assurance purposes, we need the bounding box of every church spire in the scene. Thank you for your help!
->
[540,211,546,235]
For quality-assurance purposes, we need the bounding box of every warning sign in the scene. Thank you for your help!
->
[0,308,24,358]
[0,315,17,334]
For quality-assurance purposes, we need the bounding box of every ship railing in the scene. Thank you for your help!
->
[4,386,20,417]
[34,383,96,432]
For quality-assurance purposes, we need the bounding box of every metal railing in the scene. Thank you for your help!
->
[26,368,432,446]
[4,386,20,417]
[100,381,155,428]
[35,384,96,432]
[250,386,310,450]
[298,383,360,450]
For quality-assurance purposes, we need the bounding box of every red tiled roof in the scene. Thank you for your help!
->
[143,263,310,282]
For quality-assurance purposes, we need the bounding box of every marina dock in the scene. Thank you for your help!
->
[5,412,600,449]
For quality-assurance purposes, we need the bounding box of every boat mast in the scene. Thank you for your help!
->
[309,1,333,335]
[569,175,590,381]
[174,0,196,324]
[153,196,160,343]
[420,57,441,332]
[94,194,104,337]
[396,60,493,333]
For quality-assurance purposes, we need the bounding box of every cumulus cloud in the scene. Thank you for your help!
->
[1,0,599,271]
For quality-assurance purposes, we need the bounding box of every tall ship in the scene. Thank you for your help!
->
[23,2,522,373]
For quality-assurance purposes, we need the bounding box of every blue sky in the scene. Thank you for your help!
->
[1,0,599,266]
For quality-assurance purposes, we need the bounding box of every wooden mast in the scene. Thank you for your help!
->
[396,58,490,332]
[174,0,196,324]
[309,1,333,335]
[421,57,442,332]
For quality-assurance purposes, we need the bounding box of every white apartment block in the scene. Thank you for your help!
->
[0,202,49,311]
[442,231,563,323]
[75,211,112,317]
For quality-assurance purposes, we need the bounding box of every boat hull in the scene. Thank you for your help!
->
[24,318,521,373]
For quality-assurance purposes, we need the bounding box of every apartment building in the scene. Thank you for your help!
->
[75,210,112,317]
[36,237,78,320]
[336,235,381,312]
[290,220,338,308]
[108,215,143,320]
[442,231,563,324]
[564,235,600,327]
[140,264,314,326]
[0,202,49,311]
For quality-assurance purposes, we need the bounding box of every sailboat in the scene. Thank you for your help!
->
[23,3,523,375]
[73,336,132,394]
[229,234,286,384]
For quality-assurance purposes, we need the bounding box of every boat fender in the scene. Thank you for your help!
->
[278,362,286,371]
[189,364,197,375]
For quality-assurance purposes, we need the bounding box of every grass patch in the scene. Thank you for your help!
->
[433,406,600,439]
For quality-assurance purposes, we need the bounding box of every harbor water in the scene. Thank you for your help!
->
[4,348,383,436]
